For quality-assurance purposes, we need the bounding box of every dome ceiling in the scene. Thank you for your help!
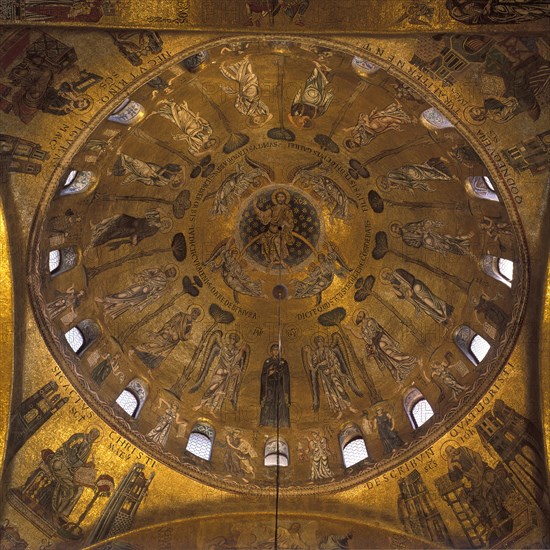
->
[29,37,527,494]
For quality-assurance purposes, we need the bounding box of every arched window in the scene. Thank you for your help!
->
[481,255,514,287]
[351,57,381,78]
[63,319,100,356]
[498,258,514,282]
[48,246,78,277]
[108,98,145,125]
[59,170,94,196]
[117,378,148,418]
[465,176,500,202]
[470,334,491,363]
[339,424,368,468]
[49,250,61,273]
[454,325,491,365]
[186,423,215,460]
[404,388,434,429]
[411,400,434,428]
[116,390,139,417]
[181,50,210,73]
[64,326,84,353]
[420,107,454,130]
[264,437,289,467]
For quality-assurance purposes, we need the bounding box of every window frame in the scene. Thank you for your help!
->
[116,388,140,418]
[454,324,492,366]
[264,436,289,467]
[186,422,215,461]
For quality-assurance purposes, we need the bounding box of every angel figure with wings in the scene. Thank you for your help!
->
[204,238,263,302]
[154,99,216,156]
[294,243,351,304]
[289,160,358,223]
[189,331,250,415]
[203,156,274,215]
[302,334,362,418]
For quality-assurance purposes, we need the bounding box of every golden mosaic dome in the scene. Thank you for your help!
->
[29,37,527,495]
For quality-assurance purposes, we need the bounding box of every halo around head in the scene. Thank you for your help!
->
[271,188,291,204]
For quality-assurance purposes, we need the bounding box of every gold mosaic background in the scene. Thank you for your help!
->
[0,2,549,549]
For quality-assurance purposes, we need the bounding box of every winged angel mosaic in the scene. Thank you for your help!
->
[301,334,361,417]
[204,238,264,303]
[289,160,358,223]
[293,242,350,305]
[188,331,251,414]
[203,155,274,215]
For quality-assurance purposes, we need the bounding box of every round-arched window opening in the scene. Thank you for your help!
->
[116,389,140,418]
[186,423,215,460]
[64,326,84,354]
[264,437,289,467]
[342,437,368,468]
[410,399,434,429]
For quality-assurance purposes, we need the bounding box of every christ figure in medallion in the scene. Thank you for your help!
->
[253,189,296,269]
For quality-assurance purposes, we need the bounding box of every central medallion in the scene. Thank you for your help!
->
[238,185,321,272]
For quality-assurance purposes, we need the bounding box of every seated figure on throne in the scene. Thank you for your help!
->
[17,429,100,526]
